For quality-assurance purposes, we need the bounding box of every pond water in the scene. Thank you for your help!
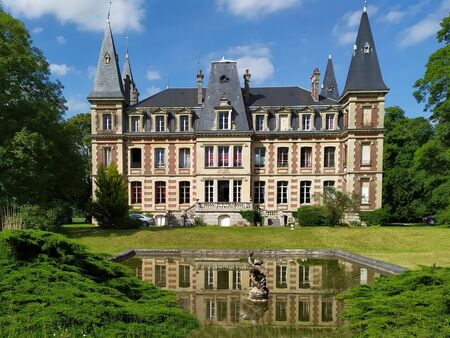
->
[120,250,398,337]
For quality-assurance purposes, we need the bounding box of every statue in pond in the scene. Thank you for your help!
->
[247,251,269,301]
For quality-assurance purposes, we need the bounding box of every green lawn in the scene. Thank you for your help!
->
[61,224,450,269]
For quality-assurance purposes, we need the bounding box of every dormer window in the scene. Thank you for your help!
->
[326,114,335,130]
[302,114,311,130]
[103,113,112,131]
[104,52,111,64]
[130,116,140,132]
[255,115,265,131]
[363,42,371,54]
[180,115,189,131]
[155,115,165,132]
[321,108,338,131]
[218,111,230,130]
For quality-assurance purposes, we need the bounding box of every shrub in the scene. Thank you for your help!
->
[20,202,72,231]
[436,202,450,224]
[360,208,390,226]
[239,210,263,226]
[193,215,207,227]
[90,163,129,228]
[320,188,359,226]
[296,206,326,226]
[339,266,450,337]
[0,230,198,337]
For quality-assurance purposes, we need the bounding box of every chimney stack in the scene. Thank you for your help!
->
[197,69,204,105]
[244,69,251,104]
[311,68,320,102]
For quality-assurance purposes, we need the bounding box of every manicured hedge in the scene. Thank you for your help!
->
[296,206,326,226]
[0,230,197,337]
[339,266,450,337]
[359,208,390,226]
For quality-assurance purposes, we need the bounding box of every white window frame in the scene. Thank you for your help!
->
[218,111,230,130]
[103,147,112,167]
[155,115,165,132]
[300,147,312,168]
[277,181,288,204]
[254,181,265,204]
[233,180,242,203]
[218,146,230,167]
[103,113,112,131]
[361,143,371,165]
[254,147,266,168]
[302,114,312,131]
[205,180,214,202]
[300,181,312,204]
[179,148,190,168]
[179,114,190,132]
[154,148,165,168]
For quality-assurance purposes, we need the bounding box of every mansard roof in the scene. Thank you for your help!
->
[342,11,388,96]
[198,60,250,131]
[134,86,337,110]
[88,22,125,100]
[321,56,340,101]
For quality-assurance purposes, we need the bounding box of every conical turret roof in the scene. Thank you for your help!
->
[321,55,339,101]
[342,10,388,96]
[88,21,125,100]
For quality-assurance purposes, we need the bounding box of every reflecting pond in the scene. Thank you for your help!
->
[120,250,397,337]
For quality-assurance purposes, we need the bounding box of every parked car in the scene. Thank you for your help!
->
[422,215,436,225]
[128,214,155,227]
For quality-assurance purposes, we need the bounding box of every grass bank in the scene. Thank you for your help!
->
[61,224,450,269]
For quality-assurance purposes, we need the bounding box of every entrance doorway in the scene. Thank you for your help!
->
[218,181,230,202]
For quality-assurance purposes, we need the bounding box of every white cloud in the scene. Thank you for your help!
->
[3,0,145,33]
[221,44,274,84]
[49,64,72,76]
[217,0,300,19]
[32,27,43,34]
[144,86,161,97]
[67,97,90,114]
[146,70,161,81]
[398,0,450,47]
[87,65,97,79]
[56,35,66,44]
[333,5,378,46]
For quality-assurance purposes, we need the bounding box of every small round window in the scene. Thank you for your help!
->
[219,75,230,83]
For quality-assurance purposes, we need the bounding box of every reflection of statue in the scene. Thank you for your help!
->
[247,251,269,301]
[241,298,269,323]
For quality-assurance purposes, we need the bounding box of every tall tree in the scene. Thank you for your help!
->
[0,9,84,207]
[412,14,450,222]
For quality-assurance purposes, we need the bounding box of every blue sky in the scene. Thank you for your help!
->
[3,0,449,119]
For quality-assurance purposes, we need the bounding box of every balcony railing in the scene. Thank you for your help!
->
[196,202,254,211]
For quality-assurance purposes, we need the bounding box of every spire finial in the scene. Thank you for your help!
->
[125,36,129,58]
[107,1,112,23]
[328,54,332,60]
[363,0,367,12]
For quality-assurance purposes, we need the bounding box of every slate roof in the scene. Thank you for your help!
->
[199,61,250,131]
[134,88,203,108]
[249,87,338,106]
[342,11,388,95]
[321,56,340,101]
[88,22,125,100]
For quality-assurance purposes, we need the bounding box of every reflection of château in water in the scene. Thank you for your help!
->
[124,251,386,328]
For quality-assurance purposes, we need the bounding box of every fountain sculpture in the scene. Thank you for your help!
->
[247,251,269,301]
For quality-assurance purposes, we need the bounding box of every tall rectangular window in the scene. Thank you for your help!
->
[232,270,241,290]
[205,180,214,202]
[323,180,335,198]
[130,148,142,168]
[255,115,264,131]
[206,299,215,320]
[218,111,230,130]
[276,298,287,321]
[155,116,165,132]
[205,146,214,167]
[179,181,190,204]
[299,265,310,288]
[361,143,371,165]
[300,181,311,204]
[254,147,266,168]
[155,265,166,287]
[322,298,333,322]
[277,181,288,204]
[231,299,240,323]
[179,265,190,288]
[154,148,165,168]
[130,116,139,132]
[363,108,372,126]
[218,146,229,167]
[326,114,335,130]
[180,115,189,131]
[302,114,311,130]
[276,265,287,288]
[324,147,335,168]
[254,181,265,204]
[103,147,112,167]
[179,148,190,168]
[279,114,289,131]
[277,147,289,167]
[205,267,214,289]
[233,180,242,202]
[300,147,312,168]
[361,180,370,204]
[130,182,142,204]
[103,113,112,130]
[233,146,243,167]
[298,298,311,322]
[155,181,166,204]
